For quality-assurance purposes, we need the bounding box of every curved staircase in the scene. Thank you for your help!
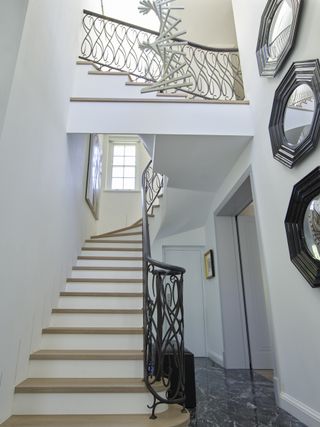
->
[1,221,189,426]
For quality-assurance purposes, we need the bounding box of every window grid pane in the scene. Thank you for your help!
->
[111,144,136,190]
[112,166,124,178]
[113,145,125,156]
[124,178,135,190]
[125,145,136,156]
[124,157,136,166]
[112,178,124,190]
[124,167,135,178]
[113,156,125,166]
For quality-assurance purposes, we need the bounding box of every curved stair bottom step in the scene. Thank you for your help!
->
[2,405,189,426]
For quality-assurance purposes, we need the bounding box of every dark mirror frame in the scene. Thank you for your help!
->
[269,59,320,168]
[285,167,320,287]
[256,0,303,77]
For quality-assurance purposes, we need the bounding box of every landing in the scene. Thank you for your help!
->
[190,358,305,426]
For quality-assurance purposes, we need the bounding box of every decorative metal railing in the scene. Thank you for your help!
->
[80,9,245,101]
[142,161,186,418]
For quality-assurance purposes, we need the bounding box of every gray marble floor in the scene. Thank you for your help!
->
[189,358,306,427]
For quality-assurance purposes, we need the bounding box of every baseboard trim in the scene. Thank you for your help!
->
[208,350,224,367]
[274,377,320,427]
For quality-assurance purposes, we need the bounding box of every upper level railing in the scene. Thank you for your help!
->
[141,161,186,418]
[80,9,245,101]
[268,25,291,61]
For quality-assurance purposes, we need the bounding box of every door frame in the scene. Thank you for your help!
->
[214,167,276,374]
[162,245,208,356]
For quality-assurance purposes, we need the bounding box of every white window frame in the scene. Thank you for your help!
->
[105,135,141,192]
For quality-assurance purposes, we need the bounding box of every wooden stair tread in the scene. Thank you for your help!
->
[85,239,143,244]
[78,256,143,261]
[2,406,189,427]
[30,350,143,360]
[88,70,130,76]
[42,327,143,335]
[15,378,163,393]
[101,232,142,237]
[70,96,250,105]
[72,266,142,271]
[81,247,142,252]
[52,308,143,314]
[66,278,142,283]
[60,291,143,297]
[92,223,142,238]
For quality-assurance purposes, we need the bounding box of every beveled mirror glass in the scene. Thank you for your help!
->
[269,60,320,168]
[256,0,303,77]
[284,84,315,146]
[268,0,293,62]
[303,195,320,261]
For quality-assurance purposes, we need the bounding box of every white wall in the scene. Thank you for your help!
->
[84,0,237,48]
[203,212,225,366]
[152,225,225,363]
[203,1,320,424]
[0,1,97,422]
[174,0,238,48]
[0,0,28,135]
[95,136,150,234]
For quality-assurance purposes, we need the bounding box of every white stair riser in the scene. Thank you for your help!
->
[70,270,142,280]
[50,313,142,327]
[13,391,167,415]
[76,259,142,268]
[40,334,143,350]
[81,250,142,257]
[72,66,155,100]
[57,296,142,310]
[28,360,143,378]
[65,283,142,293]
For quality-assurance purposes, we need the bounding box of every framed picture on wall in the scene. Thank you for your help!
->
[204,249,215,279]
[85,134,103,220]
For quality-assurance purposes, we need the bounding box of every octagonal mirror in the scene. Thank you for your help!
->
[256,0,303,77]
[286,167,320,287]
[269,60,320,168]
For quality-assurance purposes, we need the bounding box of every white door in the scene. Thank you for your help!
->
[237,216,273,369]
[163,246,207,357]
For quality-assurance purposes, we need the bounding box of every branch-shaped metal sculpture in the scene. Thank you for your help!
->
[138,0,192,93]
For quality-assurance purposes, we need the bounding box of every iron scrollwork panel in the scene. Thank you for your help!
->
[80,10,245,101]
[144,264,185,417]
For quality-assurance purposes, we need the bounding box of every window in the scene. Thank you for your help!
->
[111,144,136,190]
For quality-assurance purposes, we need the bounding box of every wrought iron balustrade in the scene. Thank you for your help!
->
[80,9,245,101]
[142,161,186,418]
[268,25,291,61]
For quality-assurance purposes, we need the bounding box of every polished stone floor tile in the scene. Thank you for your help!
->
[189,358,306,427]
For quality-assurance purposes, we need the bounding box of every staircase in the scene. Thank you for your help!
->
[2,221,189,426]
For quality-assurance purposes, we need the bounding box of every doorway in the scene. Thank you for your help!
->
[163,246,207,357]
[215,175,273,372]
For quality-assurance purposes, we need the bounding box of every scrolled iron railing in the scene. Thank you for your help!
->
[80,9,245,101]
[141,161,186,418]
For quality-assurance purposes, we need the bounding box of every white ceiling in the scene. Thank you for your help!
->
[153,134,251,193]
[158,187,215,238]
